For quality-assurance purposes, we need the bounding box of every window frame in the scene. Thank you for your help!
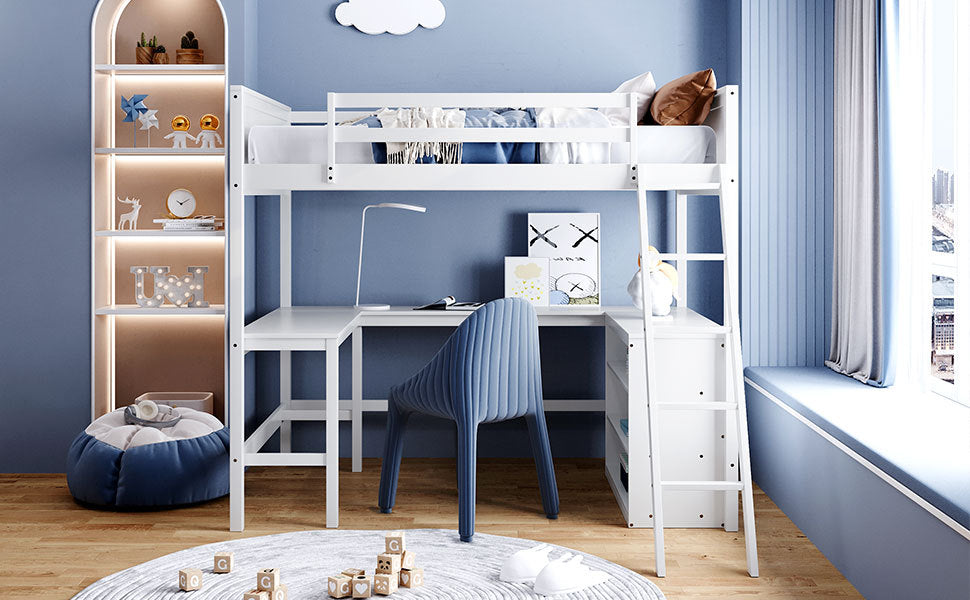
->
[916,0,967,406]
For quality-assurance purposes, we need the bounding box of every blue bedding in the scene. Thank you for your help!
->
[360,108,538,164]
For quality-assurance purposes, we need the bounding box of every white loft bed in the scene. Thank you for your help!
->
[226,85,757,578]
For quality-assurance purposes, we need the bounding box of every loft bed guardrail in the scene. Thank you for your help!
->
[230,86,738,193]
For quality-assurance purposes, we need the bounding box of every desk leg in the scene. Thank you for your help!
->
[326,338,340,528]
[352,327,363,473]
[280,350,292,453]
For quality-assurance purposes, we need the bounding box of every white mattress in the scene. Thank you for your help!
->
[247,125,716,165]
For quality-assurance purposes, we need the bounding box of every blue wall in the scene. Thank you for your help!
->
[0,0,740,471]
[739,0,834,367]
[247,0,740,457]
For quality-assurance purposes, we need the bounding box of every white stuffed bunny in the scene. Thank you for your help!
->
[627,246,680,316]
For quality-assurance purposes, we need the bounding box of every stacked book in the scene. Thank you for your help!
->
[153,217,224,231]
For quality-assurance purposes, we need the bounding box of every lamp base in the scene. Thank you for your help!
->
[356,303,391,311]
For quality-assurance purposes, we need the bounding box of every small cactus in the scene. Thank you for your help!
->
[180,30,199,49]
[138,32,158,48]
[154,45,166,54]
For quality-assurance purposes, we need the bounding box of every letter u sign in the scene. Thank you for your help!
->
[131,265,210,308]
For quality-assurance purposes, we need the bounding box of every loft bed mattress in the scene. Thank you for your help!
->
[247,124,716,165]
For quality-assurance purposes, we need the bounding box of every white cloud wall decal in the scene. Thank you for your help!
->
[335,0,446,35]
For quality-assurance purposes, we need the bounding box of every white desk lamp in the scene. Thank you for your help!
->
[355,202,428,310]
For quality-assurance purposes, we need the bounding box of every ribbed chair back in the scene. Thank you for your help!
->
[390,297,543,423]
[378,297,559,541]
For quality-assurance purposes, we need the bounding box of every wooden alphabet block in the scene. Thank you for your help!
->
[400,550,416,570]
[179,568,202,591]
[328,574,352,598]
[341,568,365,578]
[384,531,406,554]
[268,583,288,600]
[351,575,373,598]
[257,568,280,591]
[376,552,401,574]
[214,552,234,573]
[373,573,398,596]
[243,589,269,600]
[399,567,424,588]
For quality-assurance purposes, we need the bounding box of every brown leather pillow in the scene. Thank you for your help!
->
[648,69,717,126]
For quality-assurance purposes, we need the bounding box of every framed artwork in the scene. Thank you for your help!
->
[505,257,549,306]
[527,212,600,305]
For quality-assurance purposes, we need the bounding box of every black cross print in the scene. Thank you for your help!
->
[529,224,559,248]
[570,223,599,248]
[569,281,586,292]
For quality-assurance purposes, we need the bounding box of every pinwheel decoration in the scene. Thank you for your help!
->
[120,94,149,147]
[138,109,159,146]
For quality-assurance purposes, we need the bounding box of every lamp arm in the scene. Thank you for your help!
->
[355,205,373,307]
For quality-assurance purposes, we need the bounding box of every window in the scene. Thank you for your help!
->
[922,0,966,403]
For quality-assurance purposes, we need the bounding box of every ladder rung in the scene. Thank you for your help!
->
[656,402,738,410]
[661,480,743,491]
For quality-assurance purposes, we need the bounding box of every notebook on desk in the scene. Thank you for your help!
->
[413,296,484,311]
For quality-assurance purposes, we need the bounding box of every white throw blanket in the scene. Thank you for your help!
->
[535,107,611,164]
[377,107,466,164]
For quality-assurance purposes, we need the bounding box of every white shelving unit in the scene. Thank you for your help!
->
[91,0,229,420]
[605,310,739,530]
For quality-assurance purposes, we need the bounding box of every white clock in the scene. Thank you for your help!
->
[166,188,197,219]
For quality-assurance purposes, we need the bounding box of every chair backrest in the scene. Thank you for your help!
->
[445,297,543,423]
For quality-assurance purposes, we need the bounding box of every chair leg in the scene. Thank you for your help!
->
[526,412,560,519]
[457,421,479,542]
[378,400,410,514]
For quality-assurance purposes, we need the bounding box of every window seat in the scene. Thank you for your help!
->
[744,366,970,600]
[744,366,970,530]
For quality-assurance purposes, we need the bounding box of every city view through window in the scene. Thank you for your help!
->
[929,0,957,389]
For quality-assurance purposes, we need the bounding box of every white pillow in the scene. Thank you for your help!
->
[599,71,657,126]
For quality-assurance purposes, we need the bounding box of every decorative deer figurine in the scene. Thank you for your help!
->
[117,196,142,230]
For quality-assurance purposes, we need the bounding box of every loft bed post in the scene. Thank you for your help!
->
[279,190,293,453]
[228,86,247,531]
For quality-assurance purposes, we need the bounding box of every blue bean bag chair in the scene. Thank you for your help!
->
[67,407,229,508]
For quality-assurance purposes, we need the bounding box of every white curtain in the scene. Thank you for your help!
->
[828,0,929,386]
[827,0,884,384]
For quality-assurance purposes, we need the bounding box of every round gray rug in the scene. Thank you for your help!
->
[72,529,665,599]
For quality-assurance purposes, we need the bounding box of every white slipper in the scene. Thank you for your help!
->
[499,544,554,584]
[533,553,611,596]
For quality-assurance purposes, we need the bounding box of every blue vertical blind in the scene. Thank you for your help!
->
[740,0,834,366]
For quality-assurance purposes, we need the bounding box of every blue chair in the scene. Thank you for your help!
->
[378,297,559,541]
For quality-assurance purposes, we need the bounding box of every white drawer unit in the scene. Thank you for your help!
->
[604,313,739,531]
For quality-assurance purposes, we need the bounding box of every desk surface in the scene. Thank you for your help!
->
[244,305,724,347]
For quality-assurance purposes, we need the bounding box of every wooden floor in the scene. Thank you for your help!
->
[0,459,859,599]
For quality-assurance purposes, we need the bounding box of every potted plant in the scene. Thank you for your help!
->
[176,31,204,64]
[152,45,169,64]
[135,32,158,64]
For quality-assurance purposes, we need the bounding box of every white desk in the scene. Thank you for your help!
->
[233,305,721,529]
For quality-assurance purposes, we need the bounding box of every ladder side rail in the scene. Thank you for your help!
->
[718,164,759,576]
[635,176,667,578]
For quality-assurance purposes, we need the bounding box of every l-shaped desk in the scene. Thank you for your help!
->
[233,305,725,530]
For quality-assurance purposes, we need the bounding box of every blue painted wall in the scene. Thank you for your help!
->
[0,0,741,471]
[739,0,834,367]
[247,0,740,457]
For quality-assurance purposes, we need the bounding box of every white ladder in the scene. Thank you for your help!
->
[634,165,759,578]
